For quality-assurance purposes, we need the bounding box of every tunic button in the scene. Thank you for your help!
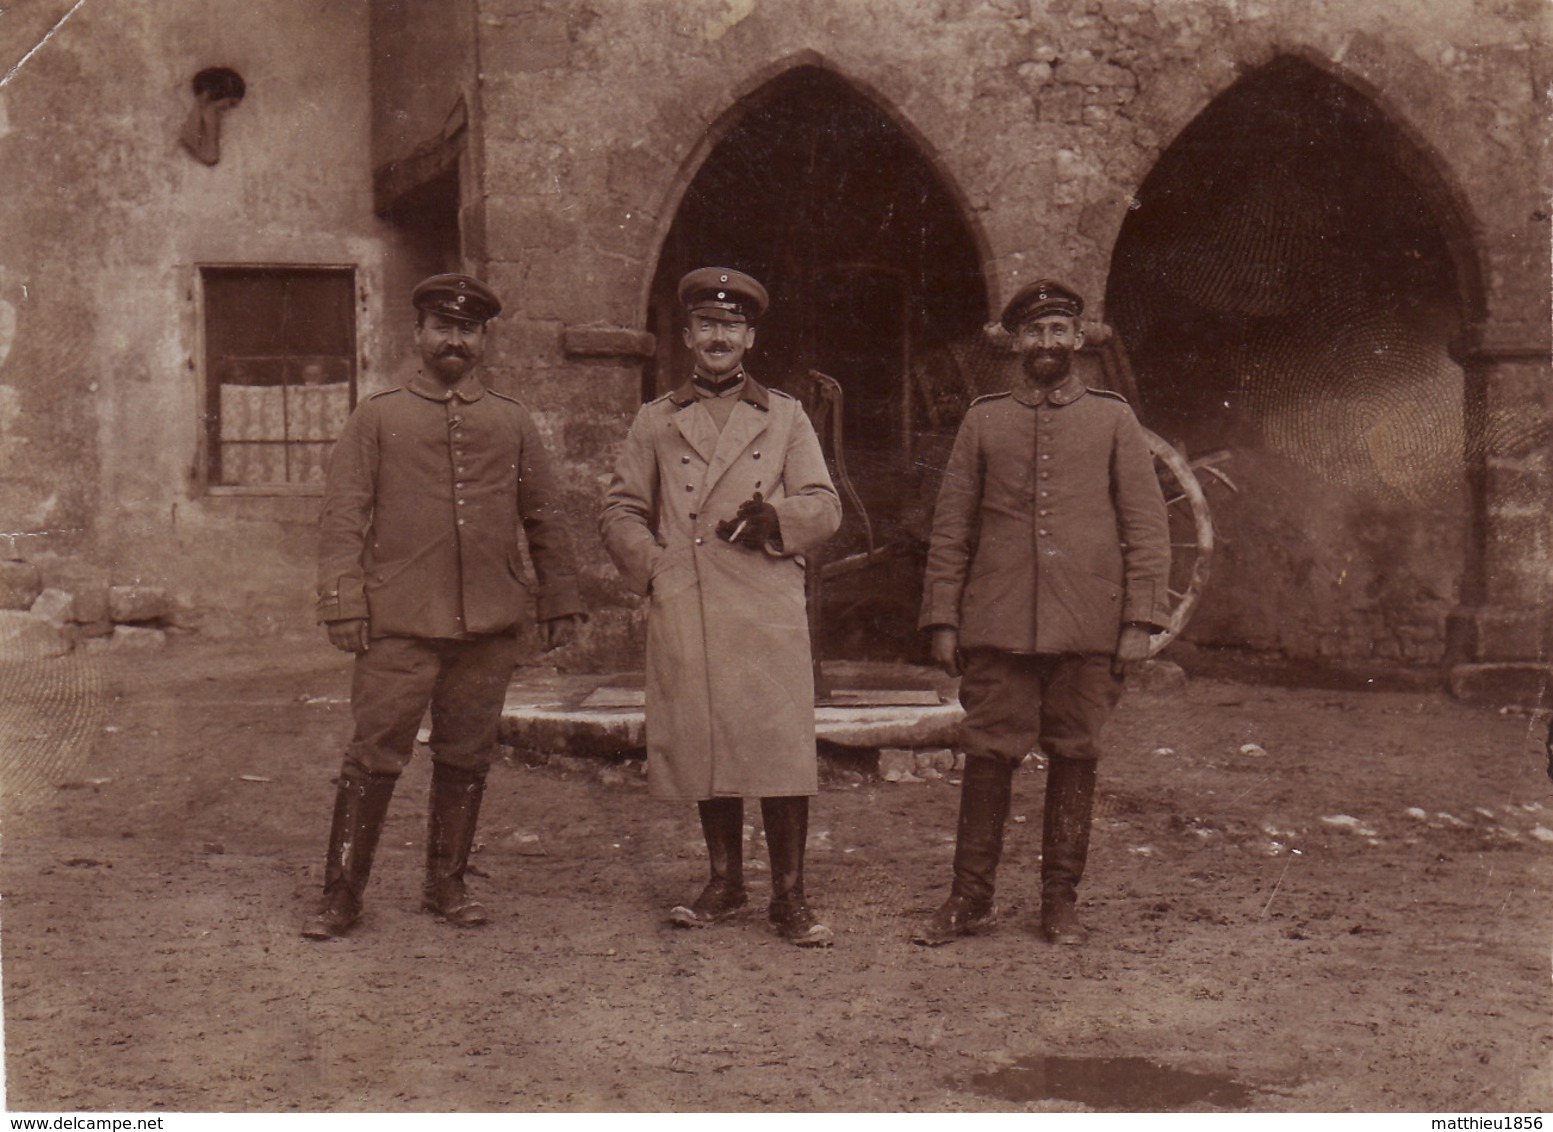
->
[1039,529,1049,537]
[685,484,694,492]
[695,537,704,545]
[1041,453,1051,460]
[689,512,697,520]
[457,499,466,505]
[1039,510,1050,517]
[457,518,465,526]
[681,456,690,464]
[753,451,761,460]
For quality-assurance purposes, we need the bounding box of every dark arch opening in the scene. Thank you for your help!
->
[648,65,989,660]
[1107,57,1472,670]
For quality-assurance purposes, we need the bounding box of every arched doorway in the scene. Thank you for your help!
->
[1108,57,1477,670]
[649,65,989,660]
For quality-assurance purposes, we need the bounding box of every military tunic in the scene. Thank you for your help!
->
[317,370,584,775]
[317,371,584,637]
[919,370,1171,765]
[919,371,1171,652]
[600,377,841,802]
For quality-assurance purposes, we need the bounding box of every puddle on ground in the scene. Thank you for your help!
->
[965,1055,1256,1111]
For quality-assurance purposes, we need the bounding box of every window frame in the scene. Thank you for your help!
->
[197,262,361,498]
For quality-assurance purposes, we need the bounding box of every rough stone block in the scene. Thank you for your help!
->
[0,610,72,659]
[110,585,172,624]
[562,324,656,360]
[914,747,957,772]
[30,588,74,625]
[1127,658,1188,694]
[0,559,43,611]
[879,748,916,780]
[83,626,168,653]
[69,585,111,625]
[1448,662,1552,708]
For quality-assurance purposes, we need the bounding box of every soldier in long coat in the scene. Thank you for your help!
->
[600,268,841,947]
[912,279,1172,948]
[303,274,585,940]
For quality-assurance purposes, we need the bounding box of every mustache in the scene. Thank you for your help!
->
[436,346,473,359]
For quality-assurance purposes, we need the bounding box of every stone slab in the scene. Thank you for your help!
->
[503,688,964,757]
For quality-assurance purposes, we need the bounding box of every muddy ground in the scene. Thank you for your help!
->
[2,635,1550,1113]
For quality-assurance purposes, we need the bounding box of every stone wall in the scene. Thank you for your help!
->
[0,0,403,635]
[1,0,1545,684]
[468,0,1549,674]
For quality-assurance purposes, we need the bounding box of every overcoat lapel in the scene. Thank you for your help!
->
[702,400,769,498]
[669,397,719,465]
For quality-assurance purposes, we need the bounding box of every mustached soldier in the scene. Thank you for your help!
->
[600,268,842,946]
[304,273,585,939]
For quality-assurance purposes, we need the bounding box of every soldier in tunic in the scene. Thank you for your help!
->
[304,273,585,939]
[600,268,842,947]
[912,280,1172,947]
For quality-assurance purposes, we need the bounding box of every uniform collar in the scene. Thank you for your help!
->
[668,373,770,412]
[1011,370,1086,408]
[408,371,487,403]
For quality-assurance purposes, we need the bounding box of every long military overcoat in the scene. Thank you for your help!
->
[919,371,1172,653]
[600,378,841,802]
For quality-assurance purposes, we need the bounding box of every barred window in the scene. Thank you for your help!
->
[202,266,357,490]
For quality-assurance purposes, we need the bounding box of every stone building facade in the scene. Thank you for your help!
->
[0,0,1547,699]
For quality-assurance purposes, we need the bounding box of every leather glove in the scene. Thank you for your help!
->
[716,492,781,549]
[541,615,580,651]
[930,627,961,678]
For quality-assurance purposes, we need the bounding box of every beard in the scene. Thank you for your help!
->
[428,347,474,381]
[1022,346,1073,386]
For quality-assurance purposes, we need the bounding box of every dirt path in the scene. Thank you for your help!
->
[3,637,1550,1112]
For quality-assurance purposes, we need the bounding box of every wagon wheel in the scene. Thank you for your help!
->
[1143,428,1216,656]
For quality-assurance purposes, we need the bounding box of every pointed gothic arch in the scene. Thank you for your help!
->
[1106,55,1485,669]
[645,62,991,660]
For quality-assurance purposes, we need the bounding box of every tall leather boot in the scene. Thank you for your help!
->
[301,771,398,939]
[912,754,1014,946]
[762,796,833,947]
[1040,755,1097,945]
[422,762,490,927]
[670,798,748,927]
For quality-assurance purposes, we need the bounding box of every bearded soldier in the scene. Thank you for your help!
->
[913,279,1171,948]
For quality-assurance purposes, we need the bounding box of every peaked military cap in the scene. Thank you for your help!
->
[1000,278,1085,331]
[678,267,769,321]
[412,273,502,324]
